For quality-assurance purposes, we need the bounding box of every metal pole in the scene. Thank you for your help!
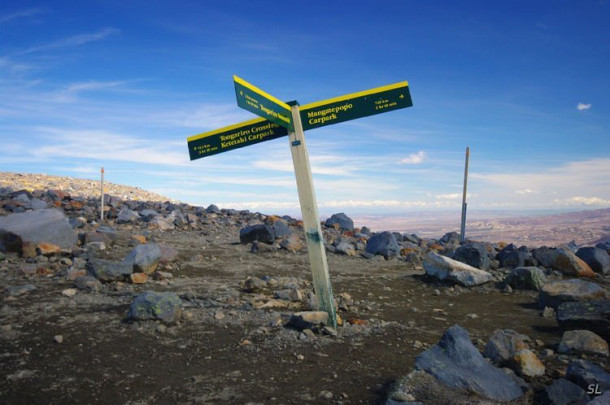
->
[287,101,337,328]
[460,147,470,243]
[100,167,105,223]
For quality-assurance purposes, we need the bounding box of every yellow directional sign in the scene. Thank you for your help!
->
[299,81,412,131]
[187,117,288,160]
[234,75,294,131]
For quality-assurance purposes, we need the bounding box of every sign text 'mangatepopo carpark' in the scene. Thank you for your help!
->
[234,75,294,132]
[187,117,288,160]
[299,81,412,131]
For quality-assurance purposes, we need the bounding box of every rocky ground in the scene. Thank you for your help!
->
[1,172,609,405]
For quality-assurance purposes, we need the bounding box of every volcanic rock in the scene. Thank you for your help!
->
[0,208,77,251]
[484,328,530,366]
[504,266,547,291]
[127,291,182,324]
[366,231,399,259]
[423,252,493,286]
[557,300,610,340]
[557,330,609,356]
[324,212,354,231]
[576,247,610,275]
[240,224,275,245]
[539,279,607,309]
[414,325,524,402]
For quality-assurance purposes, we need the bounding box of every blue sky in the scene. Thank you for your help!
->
[1,1,609,218]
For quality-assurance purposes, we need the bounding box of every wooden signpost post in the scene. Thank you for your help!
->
[187,76,413,327]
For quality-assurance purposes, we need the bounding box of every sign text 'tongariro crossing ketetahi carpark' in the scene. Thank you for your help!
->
[187,75,413,327]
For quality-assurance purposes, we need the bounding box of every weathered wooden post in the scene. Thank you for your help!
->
[100,166,105,223]
[460,147,470,243]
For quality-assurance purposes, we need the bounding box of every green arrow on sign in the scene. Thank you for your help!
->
[234,75,294,132]
[187,117,288,161]
[299,81,412,131]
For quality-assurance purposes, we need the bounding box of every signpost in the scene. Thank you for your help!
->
[460,147,470,243]
[187,76,413,327]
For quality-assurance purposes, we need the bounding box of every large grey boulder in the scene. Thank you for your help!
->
[557,300,610,340]
[0,208,77,250]
[127,291,182,324]
[539,279,607,309]
[504,267,547,291]
[324,212,354,231]
[414,325,524,402]
[452,242,491,270]
[240,224,275,244]
[366,231,399,259]
[424,252,493,286]
[558,330,609,356]
[116,208,140,223]
[576,247,610,275]
[123,243,162,274]
[86,259,133,282]
[497,244,535,269]
[543,379,589,405]
[566,359,610,393]
[483,329,530,366]
[533,246,595,277]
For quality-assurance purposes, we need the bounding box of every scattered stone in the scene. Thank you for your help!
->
[74,275,102,292]
[533,246,595,277]
[334,237,356,256]
[557,300,610,340]
[87,259,133,282]
[511,349,545,377]
[240,224,275,245]
[116,208,140,223]
[452,242,491,270]
[279,234,303,252]
[543,306,556,318]
[54,335,64,344]
[575,246,610,275]
[61,288,77,297]
[365,231,399,259]
[504,266,547,290]
[5,284,36,296]
[127,291,182,324]
[497,244,532,269]
[557,330,609,356]
[205,204,221,214]
[423,252,493,286]
[147,216,174,231]
[414,325,524,402]
[539,279,608,309]
[274,288,303,302]
[129,272,148,284]
[123,243,162,274]
[287,311,329,331]
[543,378,589,405]
[484,329,530,366]
[324,212,354,231]
[0,208,77,251]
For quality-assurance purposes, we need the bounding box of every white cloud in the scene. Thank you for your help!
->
[577,103,591,111]
[553,196,610,206]
[0,8,45,23]
[19,27,120,55]
[400,150,426,164]
[471,158,610,208]
[435,193,461,200]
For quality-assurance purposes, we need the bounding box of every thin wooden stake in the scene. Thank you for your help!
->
[287,102,337,328]
[460,147,470,243]
[100,167,105,223]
